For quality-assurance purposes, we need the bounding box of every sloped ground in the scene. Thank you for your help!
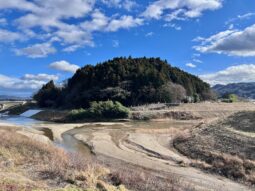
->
[131,102,255,121]
[174,111,255,185]
[72,121,252,191]
[0,128,127,191]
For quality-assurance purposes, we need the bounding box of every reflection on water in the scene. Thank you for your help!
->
[0,114,93,158]
[0,115,43,127]
[61,133,93,159]
[0,114,193,160]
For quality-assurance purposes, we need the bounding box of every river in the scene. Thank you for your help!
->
[0,114,93,158]
[0,113,253,191]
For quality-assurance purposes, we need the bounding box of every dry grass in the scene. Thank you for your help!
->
[173,112,255,185]
[0,129,128,191]
[108,169,182,191]
[100,160,197,191]
[131,111,201,120]
[0,128,196,191]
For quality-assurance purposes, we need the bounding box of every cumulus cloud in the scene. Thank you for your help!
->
[15,43,56,58]
[81,10,143,32]
[0,0,37,11]
[101,0,121,8]
[142,0,222,20]
[199,64,255,85]
[0,29,24,42]
[0,0,146,55]
[0,18,7,25]
[22,74,59,81]
[0,0,224,56]
[123,0,138,11]
[0,73,58,95]
[81,10,109,32]
[186,63,196,68]
[194,24,255,57]
[106,15,143,32]
[49,60,80,73]
[101,0,137,11]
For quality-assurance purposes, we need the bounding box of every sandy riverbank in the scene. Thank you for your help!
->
[1,102,255,190]
[72,121,253,191]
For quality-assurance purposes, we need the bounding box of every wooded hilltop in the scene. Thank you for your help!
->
[34,57,213,108]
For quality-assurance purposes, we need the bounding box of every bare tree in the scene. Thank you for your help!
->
[158,82,186,103]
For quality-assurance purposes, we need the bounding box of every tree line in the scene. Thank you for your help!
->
[34,57,213,108]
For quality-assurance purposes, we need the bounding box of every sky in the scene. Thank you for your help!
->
[0,0,255,97]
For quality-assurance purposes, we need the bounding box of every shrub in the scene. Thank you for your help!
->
[222,93,238,103]
[69,101,130,121]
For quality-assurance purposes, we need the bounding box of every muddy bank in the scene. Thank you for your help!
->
[3,102,255,123]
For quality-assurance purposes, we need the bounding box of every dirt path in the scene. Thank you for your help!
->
[72,122,253,191]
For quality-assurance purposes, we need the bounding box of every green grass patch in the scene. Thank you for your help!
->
[68,101,130,121]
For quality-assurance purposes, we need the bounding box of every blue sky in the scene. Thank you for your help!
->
[0,0,255,97]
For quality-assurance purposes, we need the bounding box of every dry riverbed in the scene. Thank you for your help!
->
[1,102,255,191]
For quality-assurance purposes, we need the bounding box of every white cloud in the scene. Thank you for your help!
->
[112,40,120,48]
[0,0,37,11]
[0,0,223,55]
[106,15,143,32]
[0,73,58,91]
[49,60,80,73]
[63,45,83,52]
[200,64,255,85]
[186,63,196,68]
[123,0,138,11]
[15,43,56,58]
[22,74,59,81]
[145,32,154,37]
[0,0,139,54]
[194,24,255,57]
[192,58,203,63]
[0,29,24,42]
[81,10,109,32]
[81,10,143,33]
[163,23,182,30]
[226,12,255,25]
[101,0,121,8]
[0,18,7,25]
[0,1,145,55]
[101,0,137,11]
[142,0,222,20]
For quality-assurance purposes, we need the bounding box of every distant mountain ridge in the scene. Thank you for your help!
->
[213,82,255,99]
[0,95,30,101]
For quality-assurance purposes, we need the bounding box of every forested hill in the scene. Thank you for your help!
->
[34,57,212,108]
[213,82,255,99]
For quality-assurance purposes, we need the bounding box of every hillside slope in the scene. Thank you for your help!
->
[34,57,211,108]
[174,111,255,185]
[213,82,255,99]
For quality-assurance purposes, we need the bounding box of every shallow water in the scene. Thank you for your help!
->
[0,115,192,160]
[0,115,43,127]
[0,115,93,158]
[20,109,42,117]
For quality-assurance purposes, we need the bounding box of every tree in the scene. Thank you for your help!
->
[158,82,186,103]
[35,57,211,108]
[33,80,61,108]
